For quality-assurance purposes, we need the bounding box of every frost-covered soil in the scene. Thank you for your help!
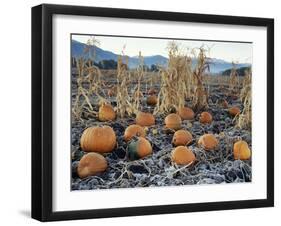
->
[71,82,251,190]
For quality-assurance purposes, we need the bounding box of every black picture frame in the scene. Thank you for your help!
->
[32,3,274,222]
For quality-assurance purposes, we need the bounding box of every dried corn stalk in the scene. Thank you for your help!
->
[240,69,251,102]
[236,69,252,129]
[192,47,209,112]
[154,41,193,114]
[131,52,144,113]
[229,62,239,94]
[72,37,104,121]
[116,55,134,117]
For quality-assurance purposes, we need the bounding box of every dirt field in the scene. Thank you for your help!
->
[71,69,251,190]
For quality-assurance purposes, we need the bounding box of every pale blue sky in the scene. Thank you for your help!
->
[72,34,252,63]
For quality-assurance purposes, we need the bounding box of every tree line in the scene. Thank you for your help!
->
[221,66,251,76]
[71,57,159,72]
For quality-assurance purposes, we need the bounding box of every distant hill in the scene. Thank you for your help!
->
[72,40,168,69]
[72,39,251,74]
[207,60,250,75]
[72,39,117,62]
[221,66,251,76]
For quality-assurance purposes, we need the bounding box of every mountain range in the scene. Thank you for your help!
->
[72,39,250,74]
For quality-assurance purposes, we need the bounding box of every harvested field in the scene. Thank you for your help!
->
[71,73,251,190]
[71,37,252,190]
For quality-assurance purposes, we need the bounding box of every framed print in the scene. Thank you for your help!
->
[31,4,274,221]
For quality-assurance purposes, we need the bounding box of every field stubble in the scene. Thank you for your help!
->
[71,69,251,190]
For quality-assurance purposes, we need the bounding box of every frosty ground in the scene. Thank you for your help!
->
[71,79,252,190]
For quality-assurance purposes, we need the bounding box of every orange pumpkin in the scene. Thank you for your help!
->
[146,95,158,105]
[172,130,193,146]
[98,103,116,121]
[128,137,152,160]
[229,106,241,116]
[199,112,213,124]
[136,112,155,126]
[124,124,146,142]
[171,146,196,165]
[233,140,251,160]
[165,113,182,130]
[77,152,108,178]
[178,107,195,120]
[198,134,219,150]
[80,126,116,153]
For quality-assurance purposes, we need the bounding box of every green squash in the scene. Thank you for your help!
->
[127,137,152,160]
